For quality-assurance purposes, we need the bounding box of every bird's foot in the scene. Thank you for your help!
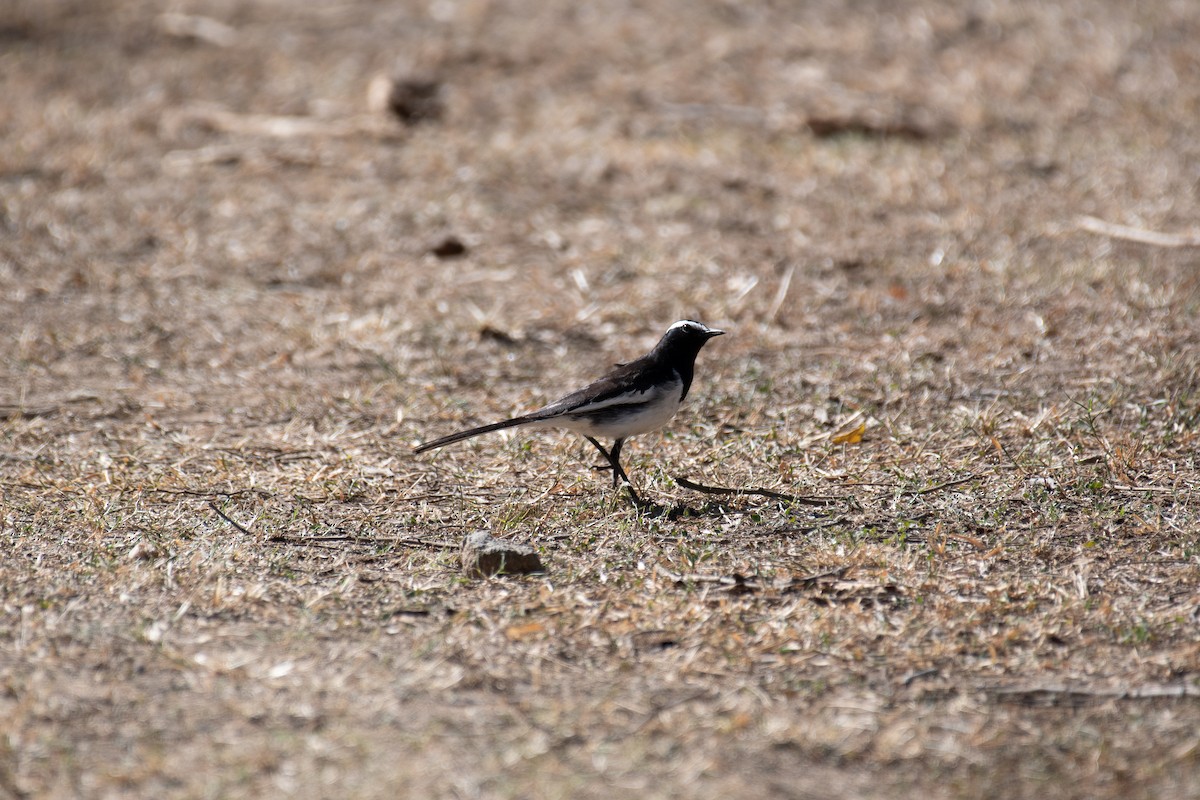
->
[622,487,711,519]
[624,484,672,517]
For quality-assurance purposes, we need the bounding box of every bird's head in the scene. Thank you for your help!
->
[656,320,725,359]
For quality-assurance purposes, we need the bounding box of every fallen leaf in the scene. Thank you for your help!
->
[832,421,866,445]
[505,621,545,641]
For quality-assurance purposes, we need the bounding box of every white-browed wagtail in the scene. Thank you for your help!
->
[415,320,725,503]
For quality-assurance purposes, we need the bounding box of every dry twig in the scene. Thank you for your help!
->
[209,502,255,536]
[654,564,851,590]
[1076,215,1200,247]
[163,104,403,141]
[672,475,839,506]
[269,533,458,550]
[986,683,1200,706]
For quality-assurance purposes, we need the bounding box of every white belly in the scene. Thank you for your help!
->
[528,376,685,440]
[564,391,683,439]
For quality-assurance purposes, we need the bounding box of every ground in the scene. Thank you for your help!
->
[2,1,1199,798]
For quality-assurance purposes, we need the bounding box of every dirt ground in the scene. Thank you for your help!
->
[2,0,1199,797]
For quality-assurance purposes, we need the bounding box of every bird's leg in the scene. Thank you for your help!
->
[584,435,612,468]
[583,436,617,485]
[607,439,645,507]
[584,436,642,504]
[608,438,633,488]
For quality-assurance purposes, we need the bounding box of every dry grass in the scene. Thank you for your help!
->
[2,1,1199,797]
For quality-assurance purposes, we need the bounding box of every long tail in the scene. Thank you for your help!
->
[413,417,534,453]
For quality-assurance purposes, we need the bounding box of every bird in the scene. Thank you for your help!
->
[414,320,725,504]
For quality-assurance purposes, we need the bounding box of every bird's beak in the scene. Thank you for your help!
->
[706,328,725,338]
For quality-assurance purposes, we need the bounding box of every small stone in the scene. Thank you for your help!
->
[460,532,544,578]
[367,72,443,124]
[127,539,162,561]
[430,235,468,258]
